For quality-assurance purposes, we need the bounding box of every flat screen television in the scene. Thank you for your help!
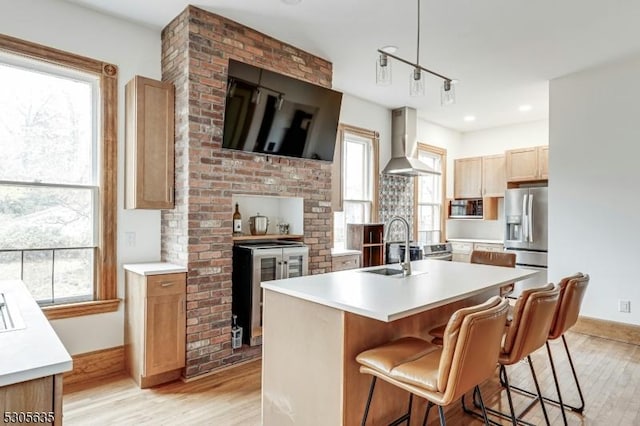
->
[222,59,342,162]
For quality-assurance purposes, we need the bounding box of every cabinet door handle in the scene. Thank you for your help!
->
[160,282,174,287]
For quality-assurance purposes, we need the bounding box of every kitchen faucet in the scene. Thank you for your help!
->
[384,216,412,276]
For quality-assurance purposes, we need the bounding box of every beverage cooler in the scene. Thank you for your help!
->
[232,241,309,346]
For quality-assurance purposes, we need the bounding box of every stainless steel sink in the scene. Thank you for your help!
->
[363,267,406,276]
[0,292,25,333]
[360,267,428,278]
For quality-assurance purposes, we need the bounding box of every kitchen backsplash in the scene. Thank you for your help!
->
[379,174,414,241]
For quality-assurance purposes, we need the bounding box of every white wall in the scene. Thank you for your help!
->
[550,54,640,325]
[338,93,391,170]
[0,0,162,354]
[459,120,548,157]
[416,119,462,200]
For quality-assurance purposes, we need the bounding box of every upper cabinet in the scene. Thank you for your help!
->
[125,76,175,209]
[454,154,505,198]
[505,146,548,182]
[454,157,482,199]
[538,145,549,180]
[481,154,506,197]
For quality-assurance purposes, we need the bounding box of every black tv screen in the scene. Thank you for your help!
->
[222,59,342,162]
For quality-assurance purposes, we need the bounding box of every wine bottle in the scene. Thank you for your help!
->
[233,203,242,235]
[231,314,242,349]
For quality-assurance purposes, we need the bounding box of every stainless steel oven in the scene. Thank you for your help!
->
[423,243,453,261]
[232,241,308,346]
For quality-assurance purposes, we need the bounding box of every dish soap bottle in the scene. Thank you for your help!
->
[233,203,242,235]
[231,314,242,349]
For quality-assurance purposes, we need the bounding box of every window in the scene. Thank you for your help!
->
[333,125,379,249]
[415,143,446,243]
[0,35,117,319]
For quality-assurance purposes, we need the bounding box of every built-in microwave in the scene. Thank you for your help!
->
[450,199,483,219]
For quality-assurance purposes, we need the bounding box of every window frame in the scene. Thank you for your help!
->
[414,143,447,243]
[0,34,118,319]
[333,124,379,248]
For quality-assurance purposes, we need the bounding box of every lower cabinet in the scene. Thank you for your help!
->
[331,253,361,272]
[0,375,62,425]
[451,241,504,262]
[451,242,473,263]
[125,271,186,388]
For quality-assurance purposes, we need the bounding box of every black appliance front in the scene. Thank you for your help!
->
[232,242,309,346]
[385,242,423,264]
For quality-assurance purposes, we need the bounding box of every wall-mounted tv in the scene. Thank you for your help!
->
[222,59,342,162]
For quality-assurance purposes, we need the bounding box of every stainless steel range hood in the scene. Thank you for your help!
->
[382,107,441,176]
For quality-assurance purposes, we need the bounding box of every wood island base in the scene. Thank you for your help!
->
[261,288,497,426]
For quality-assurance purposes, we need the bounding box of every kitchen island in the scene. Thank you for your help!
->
[0,280,72,424]
[261,259,539,426]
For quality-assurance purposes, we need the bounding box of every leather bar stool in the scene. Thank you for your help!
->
[429,250,516,345]
[463,283,560,426]
[507,273,590,424]
[356,296,510,426]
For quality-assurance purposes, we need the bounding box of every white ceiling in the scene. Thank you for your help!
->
[65,0,640,132]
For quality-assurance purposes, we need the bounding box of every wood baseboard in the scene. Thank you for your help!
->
[181,357,260,383]
[64,346,125,387]
[572,316,640,345]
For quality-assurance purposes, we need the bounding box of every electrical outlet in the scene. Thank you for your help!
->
[619,300,631,313]
[125,231,136,247]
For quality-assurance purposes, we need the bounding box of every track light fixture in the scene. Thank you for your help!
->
[375,0,456,105]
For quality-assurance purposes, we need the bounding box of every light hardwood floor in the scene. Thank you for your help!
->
[63,332,640,425]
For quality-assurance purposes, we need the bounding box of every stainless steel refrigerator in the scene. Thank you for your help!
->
[504,186,548,271]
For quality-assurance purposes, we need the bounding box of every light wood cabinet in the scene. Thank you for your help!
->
[0,375,62,425]
[125,271,186,388]
[454,154,506,198]
[125,76,175,209]
[347,223,384,267]
[505,146,548,182]
[482,154,506,197]
[331,253,361,272]
[473,243,504,253]
[454,157,482,199]
[450,241,473,262]
[450,241,504,263]
[538,145,549,180]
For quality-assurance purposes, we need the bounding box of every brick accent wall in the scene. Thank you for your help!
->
[161,6,334,378]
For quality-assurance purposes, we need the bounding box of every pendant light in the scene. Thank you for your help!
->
[375,0,456,105]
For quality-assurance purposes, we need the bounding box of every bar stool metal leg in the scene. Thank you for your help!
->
[546,342,568,425]
[527,355,551,426]
[505,335,586,414]
[501,365,518,426]
[361,376,376,426]
[475,385,490,425]
[422,401,434,426]
[437,405,446,426]
[388,394,413,426]
[562,334,586,412]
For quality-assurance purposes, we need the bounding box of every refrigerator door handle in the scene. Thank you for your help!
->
[528,194,534,242]
[521,194,528,242]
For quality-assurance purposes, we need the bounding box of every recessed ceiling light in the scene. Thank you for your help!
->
[380,45,398,54]
[281,0,302,4]
[519,104,532,112]
[464,115,476,122]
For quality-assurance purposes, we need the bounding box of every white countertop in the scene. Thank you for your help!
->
[262,259,539,322]
[330,248,361,257]
[0,280,72,387]
[123,262,187,276]
[447,238,504,244]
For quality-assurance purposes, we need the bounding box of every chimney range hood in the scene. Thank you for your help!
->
[382,107,441,177]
